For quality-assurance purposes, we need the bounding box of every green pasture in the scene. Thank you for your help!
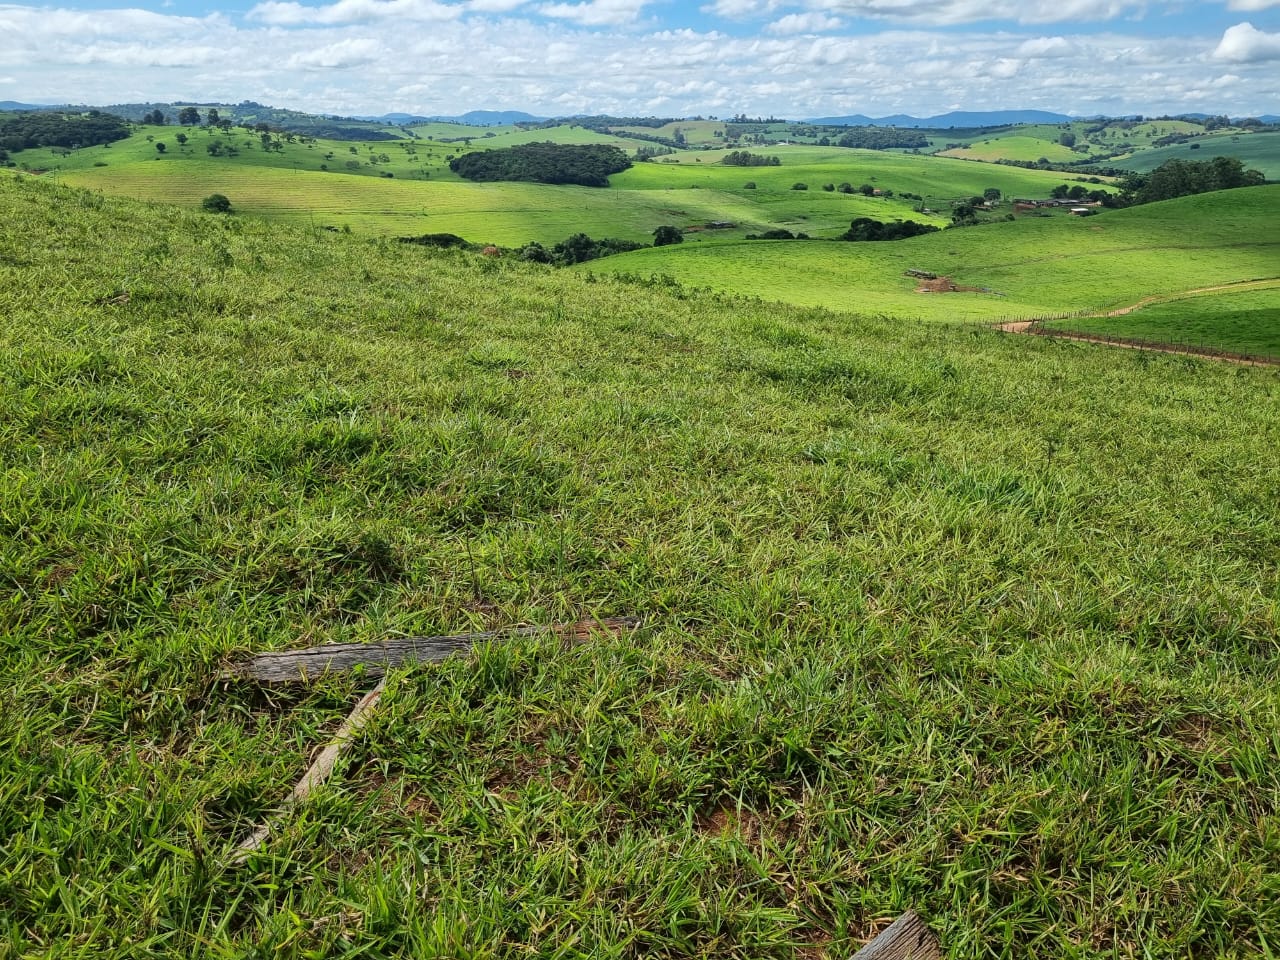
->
[1096,120,1206,147]
[939,135,1083,164]
[406,123,658,151]
[1043,283,1280,357]
[47,161,784,244]
[3,172,1280,958]
[613,120,728,145]
[407,121,514,140]
[52,154,917,245]
[936,120,1259,166]
[617,147,1103,204]
[29,122,1118,249]
[42,129,1087,245]
[1111,131,1280,180]
[475,124,655,150]
[22,125,456,182]
[583,186,1280,321]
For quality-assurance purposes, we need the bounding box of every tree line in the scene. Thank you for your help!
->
[1120,157,1266,205]
[449,142,632,187]
[841,218,939,242]
[834,128,930,150]
[721,151,780,167]
[0,111,130,155]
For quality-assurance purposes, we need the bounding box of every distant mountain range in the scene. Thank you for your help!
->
[359,110,547,126]
[5,100,1275,128]
[806,110,1078,127]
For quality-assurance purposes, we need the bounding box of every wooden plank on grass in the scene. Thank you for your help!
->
[231,675,388,863]
[850,911,942,960]
[229,615,641,863]
[226,616,641,683]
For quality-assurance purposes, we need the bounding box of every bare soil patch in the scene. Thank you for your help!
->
[915,275,1000,295]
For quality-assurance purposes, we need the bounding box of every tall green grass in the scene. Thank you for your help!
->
[2,172,1278,958]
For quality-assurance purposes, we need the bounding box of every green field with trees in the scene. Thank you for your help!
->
[1112,131,1280,181]
[25,125,1085,245]
[4,171,1280,957]
[583,186,1280,322]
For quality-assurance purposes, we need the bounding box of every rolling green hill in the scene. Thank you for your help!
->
[26,125,1092,245]
[3,171,1279,957]
[1111,131,1280,180]
[1043,282,1280,357]
[583,186,1280,322]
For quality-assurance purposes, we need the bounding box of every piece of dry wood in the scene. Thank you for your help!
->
[850,911,942,960]
[226,616,641,683]
[229,616,640,863]
[231,676,387,863]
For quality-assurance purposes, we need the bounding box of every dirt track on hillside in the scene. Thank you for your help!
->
[994,277,1280,366]
[1005,328,1276,366]
[1102,277,1280,317]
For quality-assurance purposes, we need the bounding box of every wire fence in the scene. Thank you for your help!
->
[978,314,1280,366]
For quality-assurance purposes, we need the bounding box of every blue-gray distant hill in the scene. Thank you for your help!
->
[365,110,548,126]
[810,110,1075,127]
[0,101,62,111]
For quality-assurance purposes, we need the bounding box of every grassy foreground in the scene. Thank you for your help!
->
[2,173,1279,958]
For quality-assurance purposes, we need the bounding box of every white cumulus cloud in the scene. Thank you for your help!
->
[1017,36,1077,58]
[537,0,654,25]
[286,36,383,66]
[766,12,843,33]
[248,0,460,25]
[1213,22,1280,63]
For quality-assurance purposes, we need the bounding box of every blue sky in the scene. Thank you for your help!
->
[2,0,1278,117]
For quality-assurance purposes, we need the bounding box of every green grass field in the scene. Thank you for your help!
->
[3,172,1280,958]
[939,135,1082,164]
[25,125,1105,247]
[932,120,1271,168]
[622,145,1095,203]
[583,186,1280,322]
[613,120,728,145]
[1042,283,1280,357]
[1111,131,1280,180]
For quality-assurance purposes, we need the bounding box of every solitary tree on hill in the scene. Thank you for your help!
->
[178,107,201,126]
[652,225,683,246]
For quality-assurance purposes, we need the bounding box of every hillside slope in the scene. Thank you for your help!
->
[2,173,1278,958]
[585,186,1280,320]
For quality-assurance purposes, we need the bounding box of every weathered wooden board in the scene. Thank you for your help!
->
[226,616,641,683]
[228,615,641,862]
[231,676,388,863]
[850,911,942,960]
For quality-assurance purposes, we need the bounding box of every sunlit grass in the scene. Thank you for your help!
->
[2,172,1278,958]
[584,186,1280,321]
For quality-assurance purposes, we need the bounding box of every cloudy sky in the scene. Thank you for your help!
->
[2,0,1278,118]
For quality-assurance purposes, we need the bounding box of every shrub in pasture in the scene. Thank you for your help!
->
[201,193,232,213]
[652,225,684,247]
